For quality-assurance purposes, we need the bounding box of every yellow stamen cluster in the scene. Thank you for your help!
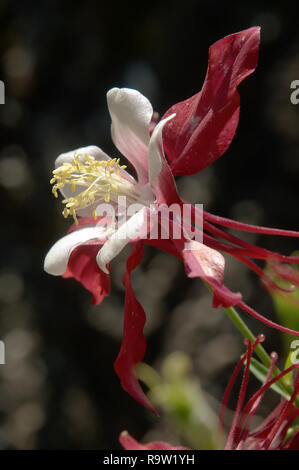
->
[50,153,131,224]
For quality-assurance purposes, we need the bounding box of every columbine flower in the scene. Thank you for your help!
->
[44,89,179,413]
[44,86,176,277]
[119,337,299,450]
[44,26,299,412]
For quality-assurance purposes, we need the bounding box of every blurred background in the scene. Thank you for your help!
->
[0,0,298,449]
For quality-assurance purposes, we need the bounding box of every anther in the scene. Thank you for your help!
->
[49,153,137,224]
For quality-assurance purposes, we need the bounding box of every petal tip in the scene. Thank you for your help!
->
[107,87,120,100]
[100,263,110,275]
[43,251,64,276]
[96,252,110,275]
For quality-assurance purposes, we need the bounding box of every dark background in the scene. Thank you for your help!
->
[0,0,298,449]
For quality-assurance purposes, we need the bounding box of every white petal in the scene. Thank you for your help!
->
[96,207,148,274]
[54,145,111,210]
[107,88,153,184]
[148,114,175,186]
[44,226,107,276]
[55,145,135,182]
[54,144,136,218]
[55,145,110,169]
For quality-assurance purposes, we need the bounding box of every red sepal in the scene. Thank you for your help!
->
[113,242,157,414]
[162,27,260,175]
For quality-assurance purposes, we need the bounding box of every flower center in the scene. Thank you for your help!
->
[50,153,140,224]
